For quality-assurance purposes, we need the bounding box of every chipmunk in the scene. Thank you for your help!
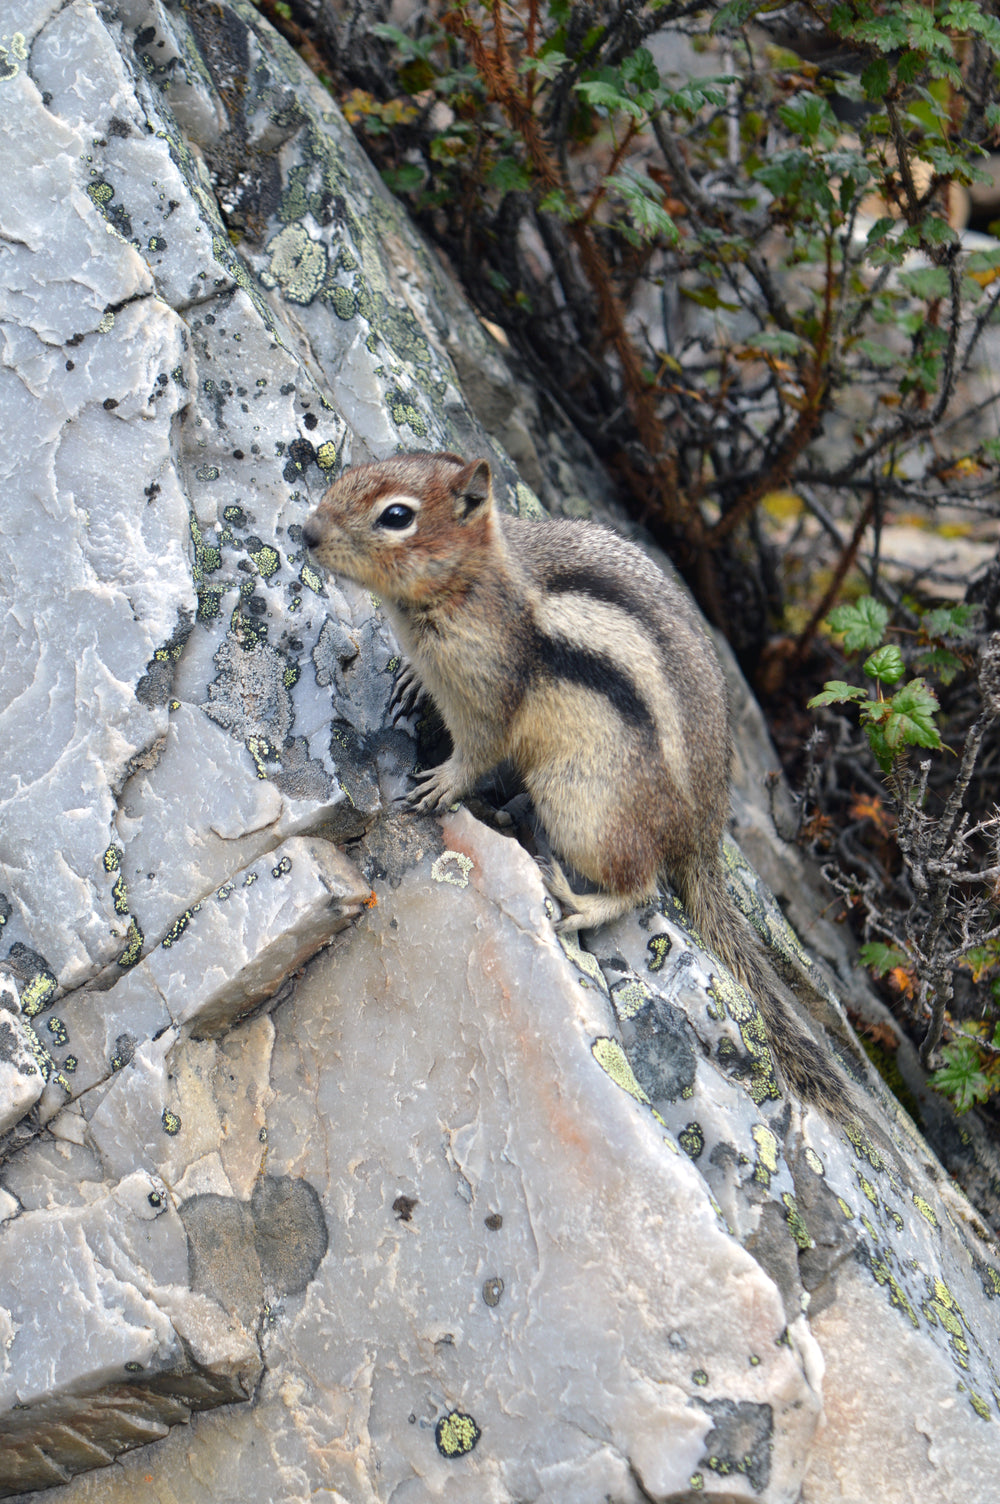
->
[301,452,856,1116]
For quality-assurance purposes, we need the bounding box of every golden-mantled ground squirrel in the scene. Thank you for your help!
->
[302,452,854,1115]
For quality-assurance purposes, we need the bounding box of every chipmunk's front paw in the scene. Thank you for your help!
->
[408,760,466,813]
[389,661,423,722]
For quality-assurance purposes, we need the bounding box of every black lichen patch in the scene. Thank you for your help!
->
[617,992,698,1106]
[136,610,194,706]
[45,1017,68,1049]
[393,1194,417,1222]
[0,1017,40,1077]
[678,1123,706,1160]
[435,1411,481,1458]
[8,945,58,1019]
[181,1193,261,1329]
[251,1175,329,1295]
[110,1034,136,1072]
[482,1276,504,1307]
[117,916,144,968]
[697,1398,773,1494]
[181,1176,330,1328]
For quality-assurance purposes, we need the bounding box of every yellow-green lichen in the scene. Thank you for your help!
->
[558,931,608,992]
[804,1147,825,1177]
[434,1410,480,1457]
[316,441,338,470]
[103,845,122,872]
[713,969,780,1106]
[271,856,292,878]
[646,934,672,973]
[837,1197,855,1219]
[46,1017,68,1048]
[247,735,275,779]
[250,543,280,578]
[844,1121,885,1173]
[913,1194,939,1229]
[161,1108,181,1136]
[691,1369,709,1386]
[112,873,129,916]
[782,1193,813,1250]
[611,979,651,1021]
[869,1251,919,1327]
[591,1037,664,1127]
[163,908,198,948]
[968,1390,992,1421]
[430,851,473,889]
[857,1172,878,1206]
[300,563,325,595]
[752,1123,779,1188]
[260,224,328,304]
[678,1123,705,1160]
[514,482,545,520]
[117,917,144,968]
[20,972,57,1020]
[0,33,28,80]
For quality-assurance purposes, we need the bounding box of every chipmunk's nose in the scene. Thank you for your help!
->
[301,516,322,548]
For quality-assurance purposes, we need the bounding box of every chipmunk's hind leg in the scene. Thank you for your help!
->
[544,860,650,932]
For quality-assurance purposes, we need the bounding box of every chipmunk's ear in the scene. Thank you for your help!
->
[452,458,492,520]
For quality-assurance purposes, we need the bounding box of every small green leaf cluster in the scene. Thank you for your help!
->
[931,1035,999,1112]
[808,598,944,774]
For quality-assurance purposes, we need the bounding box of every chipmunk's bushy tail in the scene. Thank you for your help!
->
[674,852,857,1119]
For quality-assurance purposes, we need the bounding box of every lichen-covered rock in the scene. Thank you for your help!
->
[0,972,45,1136]
[2,2,1000,1502]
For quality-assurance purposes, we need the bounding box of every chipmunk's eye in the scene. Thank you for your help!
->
[376,503,416,530]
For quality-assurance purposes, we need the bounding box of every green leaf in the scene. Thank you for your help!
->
[519,49,570,81]
[857,338,899,369]
[884,678,941,750]
[575,79,643,119]
[866,215,898,245]
[864,645,906,684]
[751,329,809,356]
[865,722,894,774]
[807,681,869,708]
[827,597,889,652]
[922,603,979,640]
[778,92,834,144]
[711,0,764,32]
[915,646,965,685]
[621,47,659,94]
[932,1039,994,1114]
[381,163,424,195]
[605,171,678,242]
[680,285,741,312]
[898,266,952,299]
[861,57,890,101]
[538,188,576,221]
[488,157,532,194]
[921,216,958,247]
[859,942,909,976]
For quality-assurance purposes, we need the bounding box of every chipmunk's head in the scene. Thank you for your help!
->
[301,452,496,606]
